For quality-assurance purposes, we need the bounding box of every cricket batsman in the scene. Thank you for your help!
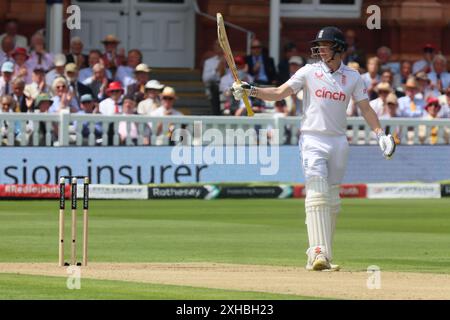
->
[231,26,396,271]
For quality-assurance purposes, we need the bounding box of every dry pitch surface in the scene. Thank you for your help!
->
[1,262,450,300]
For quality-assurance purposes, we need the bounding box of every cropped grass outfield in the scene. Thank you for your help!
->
[1,199,450,299]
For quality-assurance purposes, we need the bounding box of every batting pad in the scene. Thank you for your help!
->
[305,176,332,260]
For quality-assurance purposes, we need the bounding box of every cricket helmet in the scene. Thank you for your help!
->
[310,26,347,58]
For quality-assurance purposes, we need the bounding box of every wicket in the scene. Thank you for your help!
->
[58,176,89,267]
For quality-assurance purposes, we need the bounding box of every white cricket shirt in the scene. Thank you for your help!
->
[287,61,368,136]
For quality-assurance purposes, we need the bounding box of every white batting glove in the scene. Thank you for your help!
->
[376,131,396,160]
[230,81,254,101]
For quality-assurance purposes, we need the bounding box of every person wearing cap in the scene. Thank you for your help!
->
[28,32,53,73]
[232,26,396,272]
[285,55,306,115]
[415,71,439,100]
[12,47,32,84]
[397,77,425,117]
[115,49,143,87]
[277,42,299,85]
[412,43,436,75]
[48,77,79,114]
[79,49,112,83]
[0,61,14,95]
[0,35,15,66]
[83,63,110,102]
[77,94,102,145]
[99,81,124,115]
[369,82,393,116]
[101,34,125,74]
[65,63,92,107]
[219,55,253,114]
[45,53,67,87]
[427,54,450,94]
[126,63,151,104]
[379,93,401,144]
[24,93,55,146]
[66,37,88,70]
[418,97,449,145]
[137,80,164,115]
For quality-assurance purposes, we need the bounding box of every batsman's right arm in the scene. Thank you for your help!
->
[232,82,294,102]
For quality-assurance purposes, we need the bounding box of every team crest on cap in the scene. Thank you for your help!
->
[318,30,324,38]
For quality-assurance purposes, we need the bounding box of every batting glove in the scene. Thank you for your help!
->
[230,81,256,101]
[376,131,396,160]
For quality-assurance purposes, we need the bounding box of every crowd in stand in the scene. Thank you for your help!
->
[0,19,183,146]
[202,29,450,144]
[0,19,449,145]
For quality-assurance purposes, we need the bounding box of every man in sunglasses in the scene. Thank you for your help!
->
[232,26,395,272]
[245,39,277,85]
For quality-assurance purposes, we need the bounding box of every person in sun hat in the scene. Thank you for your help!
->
[418,96,449,144]
[137,79,164,115]
[397,77,425,118]
[101,34,125,75]
[126,63,151,103]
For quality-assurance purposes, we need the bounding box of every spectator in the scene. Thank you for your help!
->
[343,29,366,70]
[66,37,88,70]
[83,63,109,102]
[48,77,78,114]
[427,54,450,94]
[245,39,277,85]
[126,63,151,103]
[376,46,400,75]
[115,49,143,88]
[220,55,253,114]
[65,63,92,107]
[45,54,66,87]
[28,93,55,146]
[346,61,361,116]
[12,78,28,113]
[99,81,124,115]
[101,34,125,76]
[380,69,404,98]
[370,82,392,116]
[25,66,48,98]
[0,61,14,95]
[79,49,112,83]
[0,19,28,49]
[268,99,290,144]
[419,97,449,144]
[361,57,381,100]
[416,71,439,100]
[398,77,425,118]
[78,94,102,145]
[285,56,305,116]
[12,47,32,84]
[137,80,164,115]
[413,43,436,75]
[438,86,450,118]
[118,96,139,145]
[28,32,53,72]
[277,42,298,85]
[394,61,413,94]
[235,98,265,117]
[150,86,183,143]
[0,35,15,65]
[381,93,401,144]
[202,40,226,115]
[0,94,20,145]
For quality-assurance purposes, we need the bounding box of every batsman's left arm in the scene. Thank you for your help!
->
[357,99,383,134]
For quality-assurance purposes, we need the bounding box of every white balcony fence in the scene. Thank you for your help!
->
[1,112,449,146]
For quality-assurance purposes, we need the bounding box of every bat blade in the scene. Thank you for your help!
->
[216,13,254,117]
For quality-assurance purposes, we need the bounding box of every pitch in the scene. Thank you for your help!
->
[1,199,450,299]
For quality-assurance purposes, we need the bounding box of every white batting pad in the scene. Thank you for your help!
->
[305,176,332,260]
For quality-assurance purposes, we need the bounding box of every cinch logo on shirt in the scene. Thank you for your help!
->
[315,88,347,101]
